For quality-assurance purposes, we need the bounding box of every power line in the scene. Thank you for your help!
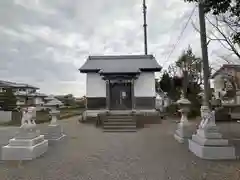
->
[162,5,197,68]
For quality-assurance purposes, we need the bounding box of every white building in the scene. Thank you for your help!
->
[0,80,47,107]
[211,64,240,104]
[155,90,171,112]
[79,55,162,117]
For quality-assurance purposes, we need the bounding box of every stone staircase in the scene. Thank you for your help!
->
[102,113,137,132]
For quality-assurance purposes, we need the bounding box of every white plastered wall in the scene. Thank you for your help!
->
[86,73,106,97]
[134,72,156,97]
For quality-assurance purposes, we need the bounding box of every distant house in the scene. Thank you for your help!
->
[45,95,57,102]
[54,94,76,106]
[155,89,171,112]
[44,98,64,108]
[0,80,47,107]
[79,55,162,118]
[211,64,240,104]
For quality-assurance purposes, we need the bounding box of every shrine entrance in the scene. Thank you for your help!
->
[109,80,132,110]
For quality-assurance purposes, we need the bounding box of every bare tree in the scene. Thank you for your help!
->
[191,14,240,62]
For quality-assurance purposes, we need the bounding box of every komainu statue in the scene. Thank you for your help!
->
[20,106,37,130]
[199,106,216,129]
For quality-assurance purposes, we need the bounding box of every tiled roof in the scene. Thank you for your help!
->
[211,64,240,78]
[45,98,63,106]
[79,55,162,73]
[45,95,55,100]
[14,91,47,97]
[0,80,39,89]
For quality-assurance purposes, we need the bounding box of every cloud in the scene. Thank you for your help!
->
[0,0,230,96]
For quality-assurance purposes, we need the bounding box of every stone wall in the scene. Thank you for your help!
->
[0,111,12,123]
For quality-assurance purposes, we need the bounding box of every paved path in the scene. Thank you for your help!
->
[0,117,240,180]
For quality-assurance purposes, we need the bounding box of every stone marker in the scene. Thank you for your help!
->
[2,107,48,160]
[174,96,195,143]
[44,99,66,142]
[188,106,236,160]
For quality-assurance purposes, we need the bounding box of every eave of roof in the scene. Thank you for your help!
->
[14,93,47,97]
[88,54,155,60]
[0,80,39,89]
[79,54,162,73]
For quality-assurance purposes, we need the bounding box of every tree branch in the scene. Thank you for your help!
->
[206,16,240,59]
[192,20,236,52]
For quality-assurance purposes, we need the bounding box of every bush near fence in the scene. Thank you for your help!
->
[165,103,200,119]
[1,109,50,126]
[59,106,84,111]
[166,103,179,117]
[11,111,22,126]
[36,110,51,124]
[59,106,84,120]
[0,106,84,126]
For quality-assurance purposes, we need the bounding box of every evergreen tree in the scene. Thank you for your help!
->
[0,88,17,111]
[159,71,182,101]
[159,46,203,117]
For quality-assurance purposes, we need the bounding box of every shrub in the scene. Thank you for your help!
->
[166,103,180,116]
[0,88,17,111]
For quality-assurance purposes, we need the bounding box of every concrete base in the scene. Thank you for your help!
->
[174,133,186,143]
[2,135,48,161]
[189,127,236,160]
[15,130,41,139]
[44,124,66,141]
[174,123,194,144]
[189,139,235,160]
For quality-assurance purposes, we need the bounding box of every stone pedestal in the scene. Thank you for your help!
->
[189,126,235,159]
[2,128,48,160]
[44,109,65,142]
[174,122,194,143]
[174,98,193,143]
[44,124,65,141]
[189,106,236,160]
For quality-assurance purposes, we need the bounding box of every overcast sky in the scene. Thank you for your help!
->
[0,0,233,97]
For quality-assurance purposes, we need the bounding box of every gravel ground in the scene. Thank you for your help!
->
[0,117,239,180]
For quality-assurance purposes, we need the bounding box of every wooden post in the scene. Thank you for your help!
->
[106,80,110,110]
[131,79,135,110]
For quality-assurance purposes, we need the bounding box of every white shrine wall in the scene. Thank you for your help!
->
[134,72,156,97]
[86,73,106,97]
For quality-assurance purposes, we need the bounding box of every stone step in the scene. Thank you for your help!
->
[101,114,137,132]
[104,121,136,126]
[106,115,134,119]
[103,129,137,133]
[105,118,135,122]
[103,125,136,129]
[107,111,133,115]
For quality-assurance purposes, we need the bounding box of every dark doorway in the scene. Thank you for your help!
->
[109,81,132,110]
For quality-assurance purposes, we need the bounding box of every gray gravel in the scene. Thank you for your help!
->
[0,117,239,180]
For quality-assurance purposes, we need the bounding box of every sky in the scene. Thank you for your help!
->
[0,0,235,97]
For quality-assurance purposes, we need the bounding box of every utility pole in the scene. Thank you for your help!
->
[198,1,211,107]
[188,1,236,160]
[143,0,148,55]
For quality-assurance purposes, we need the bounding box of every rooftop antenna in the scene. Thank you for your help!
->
[143,0,148,55]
